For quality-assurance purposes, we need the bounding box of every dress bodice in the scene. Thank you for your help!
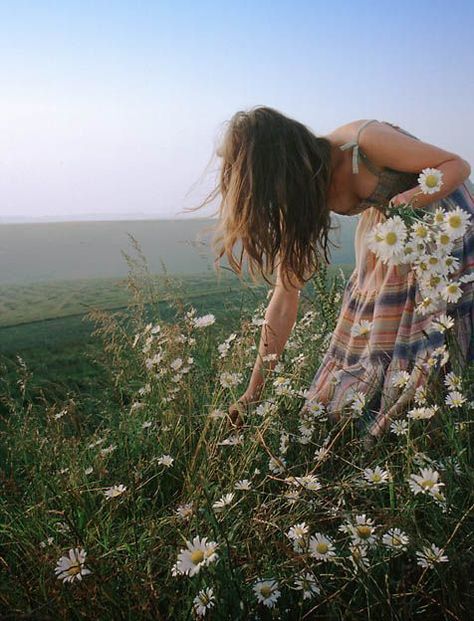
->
[339,119,421,214]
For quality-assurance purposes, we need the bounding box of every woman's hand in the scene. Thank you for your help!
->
[388,191,412,208]
[227,392,258,428]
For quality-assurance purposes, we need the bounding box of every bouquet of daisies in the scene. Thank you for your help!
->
[367,168,473,315]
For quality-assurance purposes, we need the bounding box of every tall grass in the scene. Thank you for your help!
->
[0,245,472,620]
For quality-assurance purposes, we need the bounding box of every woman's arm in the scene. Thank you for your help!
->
[241,264,304,402]
[359,121,471,208]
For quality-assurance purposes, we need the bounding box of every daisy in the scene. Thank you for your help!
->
[269,456,286,474]
[193,587,215,618]
[418,168,444,195]
[433,313,455,332]
[157,455,174,467]
[435,231,454,254]
[104,484,127,499]
[309,533,336,561]
[441,281,463,303]
[390,420,409,436]
[253,579,281,608]
[348,515,378,546]
[351,320,373,337]
[234,479,251,491]
[218,433,243,446]
[382,528,409,551]
[407,406,438,420]
[287,522,309,551]
[411,221,431,242]
[293,474,322,491]
[445,391,467,408]
[392,371,411,388]
[412,384,426,404]
[443,206,470,239]
[54,547,92,583]
[193,314,216,328]
[444,371,462,391]
[348,544,370,571]
[219,371,243,389]
[368,217,407,264]
[172,536,218,577]
[294,572,321,600]
[212,493,235,512]
[415,296,438,315]
[363,466,389,485]
[443,255,460,274]
[175,502,194,521]
[84,467,93,475]
[416,543,449,568]
[408,468,444,497]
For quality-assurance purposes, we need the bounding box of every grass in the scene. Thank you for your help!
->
[0,251,472,620]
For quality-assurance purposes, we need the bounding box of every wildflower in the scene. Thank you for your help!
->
[269,456,286,474]
[408,468,444,497]
[433,313,455,333]
[416,543,449,568]
[348,544,370,571]
[234,479,251,491]
[390,420,409,436]
[368,216,407,264]
[345,514,378,546]
[253,579,281,608]
[292,474,322,491]
[309,533,336,561]
[443,206,470,239]
[392,371,411,388]
[218,433,243,446]
[193,587,215,617]
[157,455,174,467]
[219,371,243,389]
[442,281,463,303]
[104,484,127,499]
[142,421,152,429]
[351,320,373,337]
[294,572,321,600]
[100,444,117,456]
[445,391,467,408]
[363,466,389,485]
[444,371,462,391]
[54,547,92,583]
[212,493,234,512]
[418,168,444,194]
[407,406,438,420]
[193,314,216,329]
[287,522,309,552]
[175,503,194,521]
[172,536,218,577]
[382,528,409,551]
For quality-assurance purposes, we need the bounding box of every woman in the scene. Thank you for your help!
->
[193,106,473,442]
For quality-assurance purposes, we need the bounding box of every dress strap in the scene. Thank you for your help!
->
[339,119,379,174]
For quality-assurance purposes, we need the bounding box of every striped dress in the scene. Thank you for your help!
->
[304,119,474,438]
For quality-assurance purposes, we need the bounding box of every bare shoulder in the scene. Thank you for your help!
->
[329,118,379,141]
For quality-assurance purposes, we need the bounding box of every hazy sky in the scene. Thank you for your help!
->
[1,0,473,220]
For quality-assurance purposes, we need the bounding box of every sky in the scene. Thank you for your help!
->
[0,0,473,221]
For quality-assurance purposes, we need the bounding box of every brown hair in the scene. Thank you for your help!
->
[184,105,334,290]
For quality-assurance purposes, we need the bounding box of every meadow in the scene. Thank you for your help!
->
[0,239,473,619]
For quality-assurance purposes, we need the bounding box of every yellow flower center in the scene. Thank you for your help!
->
[447,284,458,293]
[425,174,438,188]
[372,473,382,482]
[428,257,439,265]
[440,234,451,245]
[416,226,428,238]
[429,276,441,287]
[421,479,435,489]
[448,215,461,229]
[392,536,402,547]
[315,542,329,554]
[260,585,272,598]
[356,525,372,539]
[191,550,205,565]
[385,232,398,246]
[67,562,81,576]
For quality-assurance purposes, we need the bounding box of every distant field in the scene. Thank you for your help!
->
[0,216,357,328]
[0,216,357,286]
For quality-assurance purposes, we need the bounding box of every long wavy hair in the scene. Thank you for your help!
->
[184,105,334,290]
